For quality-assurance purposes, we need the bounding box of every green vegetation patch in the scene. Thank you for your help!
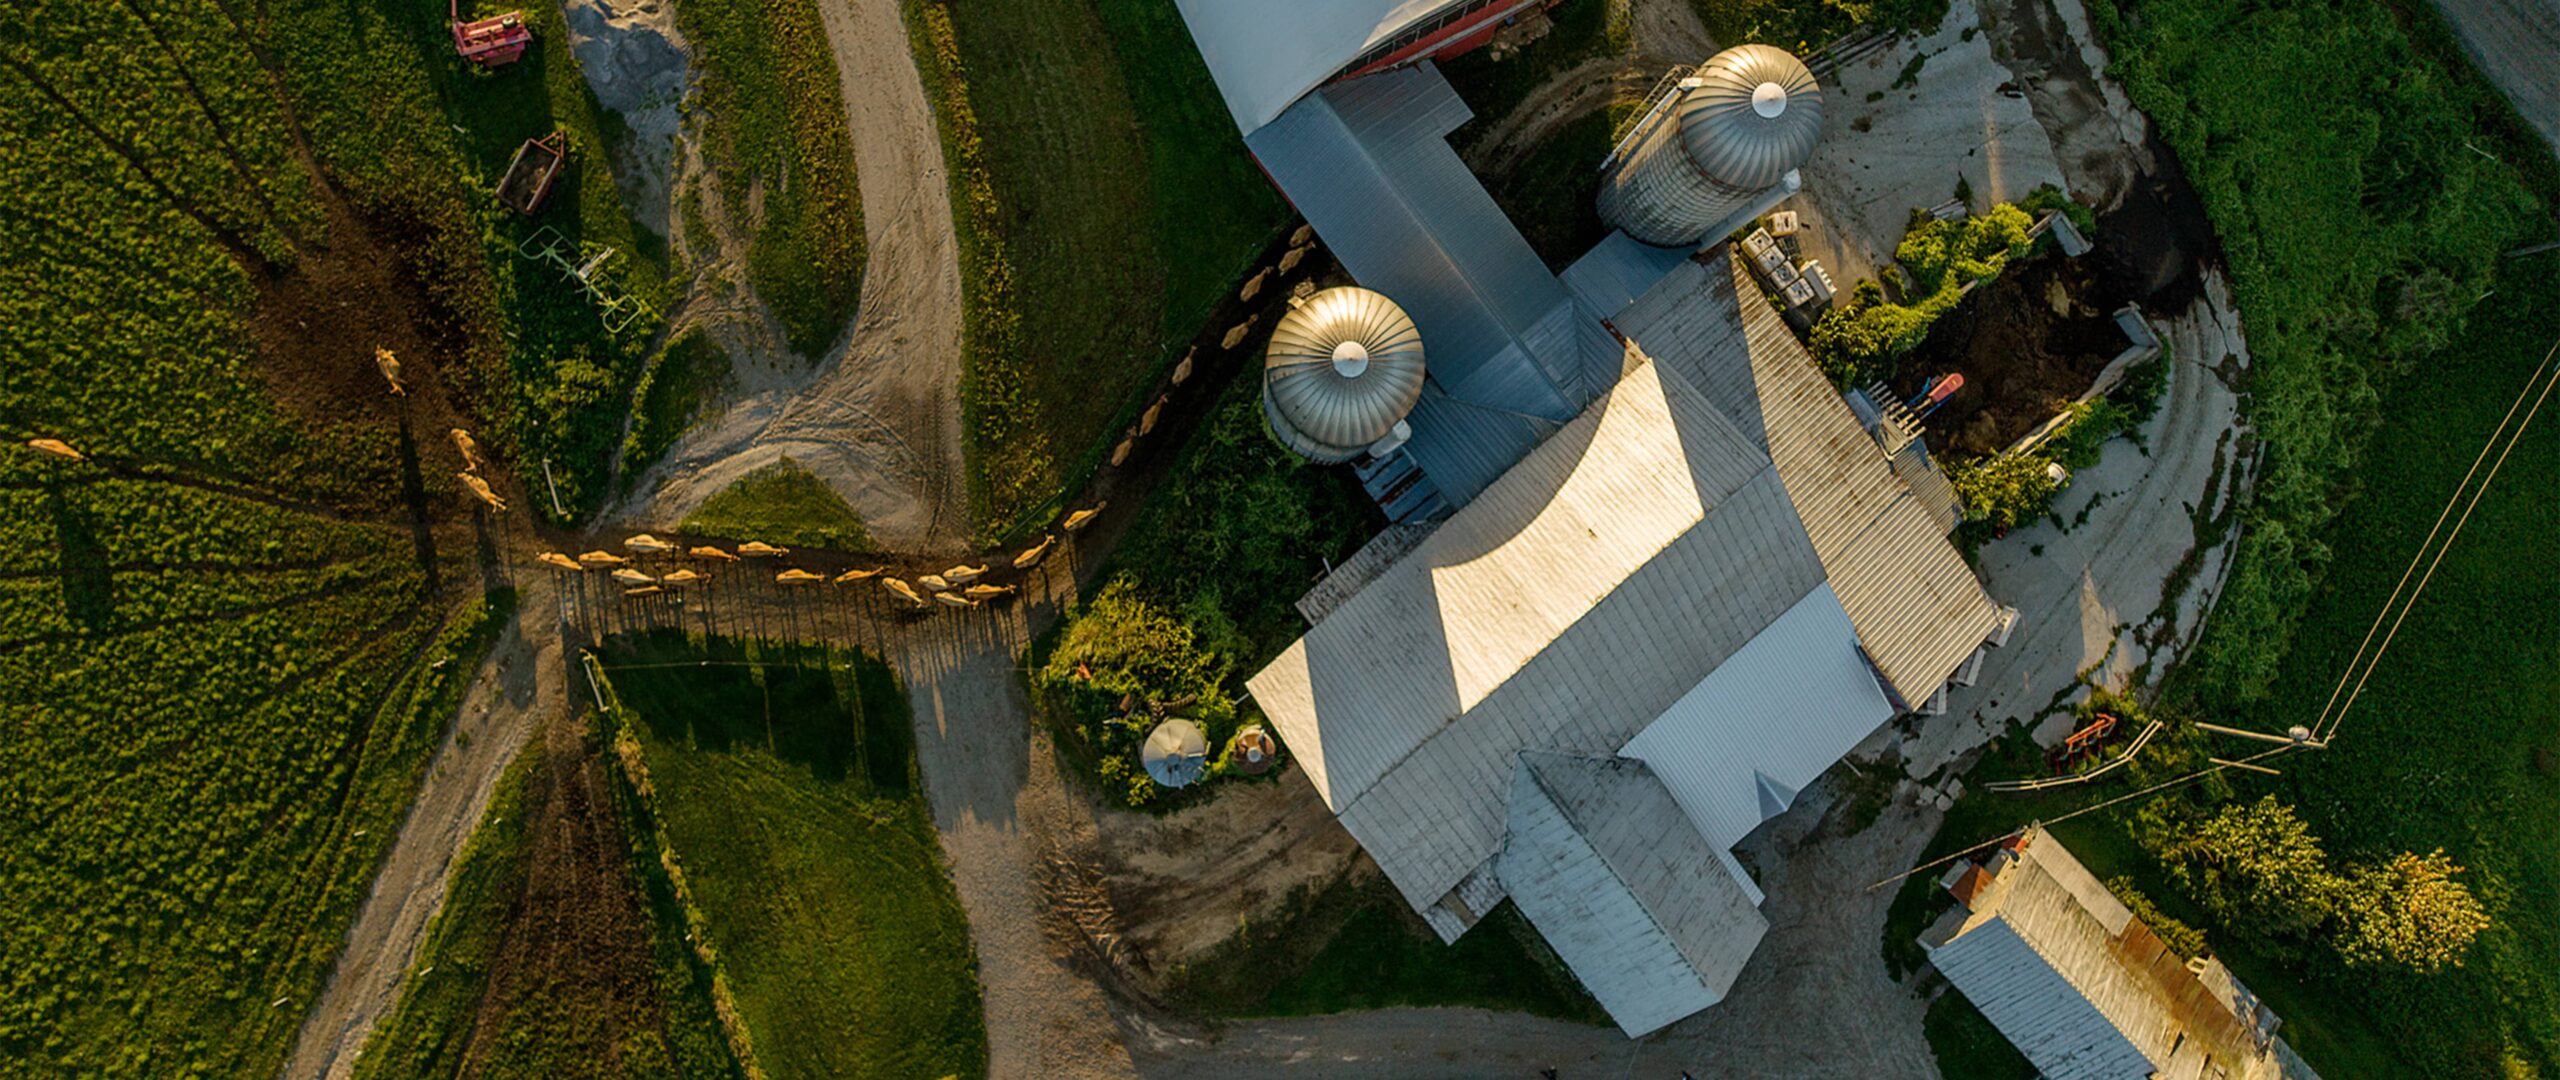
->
[1811,203,2036,386]
[913,0,1289,539]
[600,635,988,1080]
[679,456,873,552]
[2092,0,2545,702]
[1480,104,1635,269]
[1686,0,1952,54]
[677,0,866,356]
[1031,370,1381,808]
[1173,872,1607,1024]
[620,328,734,485]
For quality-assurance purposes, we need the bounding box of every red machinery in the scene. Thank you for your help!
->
[2045,712,2120,774]
[451,0,532,67]
[496,132,566,215]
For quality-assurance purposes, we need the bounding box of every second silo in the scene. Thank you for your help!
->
[1262,286,1426,464]
[1597,44,1825,248]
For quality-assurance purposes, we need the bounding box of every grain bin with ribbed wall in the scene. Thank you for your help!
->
[1261,286,1427,464]
[1597,45,1825,248]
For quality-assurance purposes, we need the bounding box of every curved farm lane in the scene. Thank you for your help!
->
[283,571,567,1080]
[624,0,969,553]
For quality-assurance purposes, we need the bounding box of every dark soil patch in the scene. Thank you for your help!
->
[455,715,698,1078]
[1897,254,2132,456]
[248,201,448,429]
[1898,140,2220,457]
[2089,131,2222,313]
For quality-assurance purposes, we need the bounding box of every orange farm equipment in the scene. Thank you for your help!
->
[496,132,566,215]
[2045,712,2120,775]
[451,0,532,67]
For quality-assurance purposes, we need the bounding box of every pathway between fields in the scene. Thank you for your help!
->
[616,0,970,552]
[283,571,566,1080]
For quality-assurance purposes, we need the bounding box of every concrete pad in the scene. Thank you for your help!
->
[1786,0,2068,289]
[1902,268,2257,778]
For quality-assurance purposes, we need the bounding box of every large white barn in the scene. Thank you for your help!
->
[1177,1,2013,1037]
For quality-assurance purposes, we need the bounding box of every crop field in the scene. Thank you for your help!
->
[917,0,1290,537]
[352,721,742,1080]
[0,0,657,1070]
[599,635,987,1080]
[677,0,866,357]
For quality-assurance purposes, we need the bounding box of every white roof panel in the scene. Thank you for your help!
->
[1173,0,1467,132]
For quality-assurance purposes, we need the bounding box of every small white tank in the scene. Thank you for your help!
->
[1598,45,1826,248]
[1261,286,1427,463]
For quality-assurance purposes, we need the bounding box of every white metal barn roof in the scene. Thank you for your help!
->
[1924,829,2324,1080]
[1173,0,1488,133]
[1500,752,1768,1037]
[1248,247,2008,1036]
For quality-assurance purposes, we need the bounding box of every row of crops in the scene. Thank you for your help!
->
[0,0,651,1072]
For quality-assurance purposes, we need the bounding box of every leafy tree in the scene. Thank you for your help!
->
[2108,876,2209,959]
[1948,452,2060,531]
[2160,796,2341,939]
[2335,849,2492,973]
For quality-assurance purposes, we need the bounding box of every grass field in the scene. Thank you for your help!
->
[918,0,1290,537]
[1031,364,1380,808]
[0,0,657,1070]
[601,635,988,1080]
[1174,872,1605,1024]
[1480,105,1631,269]
[678,456,874,552]
[676,0,865,357]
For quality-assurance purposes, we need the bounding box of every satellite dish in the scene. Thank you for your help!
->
[1141,719,1210,788]
[1231,725,1279,776]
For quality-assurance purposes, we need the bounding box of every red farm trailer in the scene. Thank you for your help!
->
[451,0,532,67]
[495,132,566,215]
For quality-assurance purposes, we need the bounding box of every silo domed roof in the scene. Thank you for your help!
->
[1264,287,1426,458]
[1677,44,1825,191]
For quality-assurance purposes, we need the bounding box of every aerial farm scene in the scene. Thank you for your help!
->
[4,0,2558,1076]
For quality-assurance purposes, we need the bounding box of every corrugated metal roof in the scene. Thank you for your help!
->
[1926,830,2322,1080]
[1619,582,1896,848]
[1173,0,1485,133]
[1245,63,1614,505]
[1500,752,1767,1037]
[1249,356,1817,911]
[1562,231,1699,322]
[1616,254,2005,706]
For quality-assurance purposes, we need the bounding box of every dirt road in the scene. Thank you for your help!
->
[2429,0,2560,158]
[618,0,970,552]
[1125,786,1947,1078]
[282,573,568,1079]
[1905,268,2254,774]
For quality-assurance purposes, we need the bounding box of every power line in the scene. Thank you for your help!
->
[1869,332,2560,893]
[1866,743,2298,892]
[2306,336,2558,741]
[2325,333,2560,742]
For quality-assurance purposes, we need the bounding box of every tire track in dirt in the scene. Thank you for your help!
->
[282,573,566,1080]
[616,0,969,554]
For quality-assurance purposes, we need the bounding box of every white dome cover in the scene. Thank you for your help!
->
[1677,44,1826,190]
[1264,286,1426,461]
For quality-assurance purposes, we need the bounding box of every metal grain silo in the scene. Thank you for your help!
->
[1597,45,1825,248]
[1262,286,1426,464]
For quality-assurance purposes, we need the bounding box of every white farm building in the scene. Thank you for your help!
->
[1177,1,2013,1038]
